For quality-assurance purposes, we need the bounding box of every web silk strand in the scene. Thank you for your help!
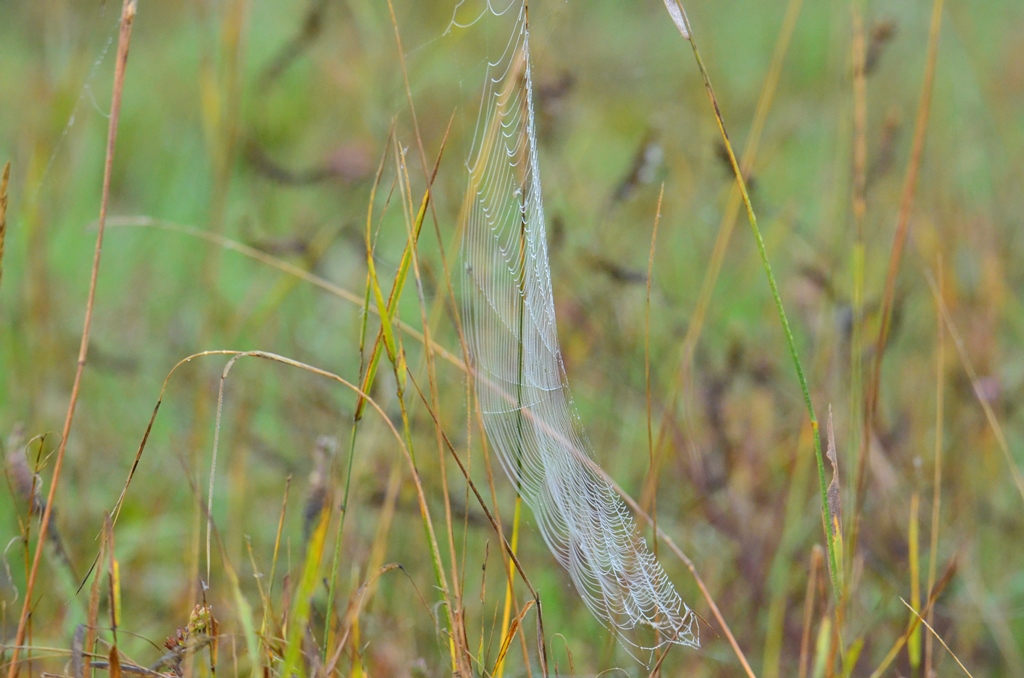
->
[457,3,699,658]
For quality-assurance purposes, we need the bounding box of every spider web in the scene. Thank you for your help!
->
[453,0,698,658]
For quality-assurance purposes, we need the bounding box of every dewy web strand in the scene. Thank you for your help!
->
[454,1,698,659]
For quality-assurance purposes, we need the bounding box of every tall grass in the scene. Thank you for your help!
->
[2,0,1023,676]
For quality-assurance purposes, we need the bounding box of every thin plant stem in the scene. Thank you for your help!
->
[6,3,136,676]
[643,186,670,665]
[923,271,1024,503]
[643,0,803,513]
[495,174,530,678]
[798,546,824,678]
[324,133,393,662]
[924,257,945,678]
[902,599,975,677]
[867,556,957,678]
[645,185,665,563]
[851,0,944,561]
[363,185,460,671]
[845,0,868,635]
[408,373,550,677]
[0,161,9,295]
[108,211,749,675]
[110,348,452,675]
[395,138,473,673]
[672,0,840,634]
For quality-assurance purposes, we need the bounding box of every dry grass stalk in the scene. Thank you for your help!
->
[901,599,974,677]
[6,2,138,675]
[0,161,9,294]
[852,0,945,560]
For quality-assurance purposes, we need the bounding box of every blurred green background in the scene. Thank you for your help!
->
[2,0,1024,675]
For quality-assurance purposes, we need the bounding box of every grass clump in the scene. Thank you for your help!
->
[2,0,1024,676]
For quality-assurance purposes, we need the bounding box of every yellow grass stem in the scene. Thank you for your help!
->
[365,236,458,673]
[394,138,471,672]
[494,496,523,678]
[908,493,921,672]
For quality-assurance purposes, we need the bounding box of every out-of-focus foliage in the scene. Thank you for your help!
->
[1,0,1023,675]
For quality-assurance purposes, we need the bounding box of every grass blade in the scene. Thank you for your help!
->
[5,3,138,674]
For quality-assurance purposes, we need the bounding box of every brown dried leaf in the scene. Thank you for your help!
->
[826,406,842,531]
[825,406,845,590]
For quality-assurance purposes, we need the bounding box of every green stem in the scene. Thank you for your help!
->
[394,368,460,670]
[324,273,375,660]
[675,0,841,611]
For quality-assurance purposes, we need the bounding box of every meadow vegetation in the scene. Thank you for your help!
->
[2,0,1024,675]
